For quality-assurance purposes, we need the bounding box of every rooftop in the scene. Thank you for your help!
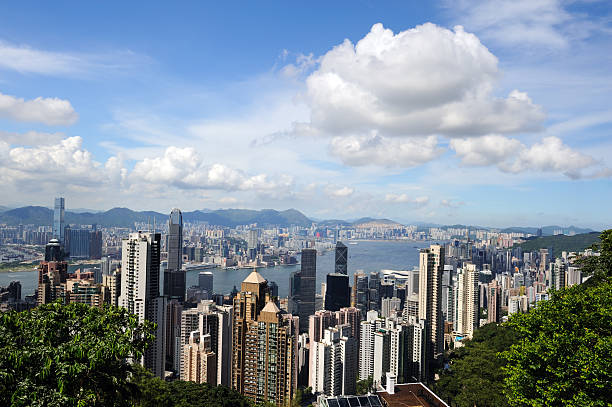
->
[261,301,280,314]
[377,383,449,407]
[243,270,267,284]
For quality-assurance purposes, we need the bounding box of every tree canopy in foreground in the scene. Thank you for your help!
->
[0,302,154,407]
[434,323,517,407]
[0,302,250,407]
[502,277,612,406]
[130,365,250,407]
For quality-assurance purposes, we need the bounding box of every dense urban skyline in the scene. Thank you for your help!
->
[0,1,611,229]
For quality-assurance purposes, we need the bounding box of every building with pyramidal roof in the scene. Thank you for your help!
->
[232,270,298,406]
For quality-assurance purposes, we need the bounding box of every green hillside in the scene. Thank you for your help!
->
[515,232,601,257]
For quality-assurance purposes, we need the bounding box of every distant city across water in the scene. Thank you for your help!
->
[0,240,438,298]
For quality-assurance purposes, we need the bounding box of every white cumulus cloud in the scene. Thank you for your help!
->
[0,136,119,186]
[130,146,294,192]
[451,135,606,179]
[329,134,443,167]
[0,92,78,126]
[385,194,430,207]
[449,135,523,166]
[304,22,544,138]
[325,185,355,198]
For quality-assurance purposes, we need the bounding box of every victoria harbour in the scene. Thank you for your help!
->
[0,240,434,298]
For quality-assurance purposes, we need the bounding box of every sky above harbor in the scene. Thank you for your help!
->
[0,1,611,229]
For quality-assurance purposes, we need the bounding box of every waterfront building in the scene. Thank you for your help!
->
[335,241,348,275]
[53,197,65,245]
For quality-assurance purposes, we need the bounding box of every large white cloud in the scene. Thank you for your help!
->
[0,92,78,126]
[0,137,294,198]
[0,136,116,186]
[450,135,605,179]
[329,134,443,167]
[449,135,523,166]
[304,23,545,138]
[129,146,294,192]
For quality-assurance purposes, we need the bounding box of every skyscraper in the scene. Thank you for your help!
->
[352,272,369,318]
[53,197,65,245]
[232,271,270,394]
[454,264,479,339]
[37,254,68,305]
[418,244,444,380]
[165,208,185,301]
[166,299,183,373]
[180,301,233,386]
[335,241,348,275]
[325,273,350,312]
[232,271,298,406]
[309,324,357,396]
[198,271,214,294]
[290,248,316,333]
[552,258,567,290]
[487,280,501,324]
[182,332,217,384]
[119,231,166,378]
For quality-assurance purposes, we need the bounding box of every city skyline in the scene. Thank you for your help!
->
[1,2,611,228]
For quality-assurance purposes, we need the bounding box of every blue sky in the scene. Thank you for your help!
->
[0,1,611,229]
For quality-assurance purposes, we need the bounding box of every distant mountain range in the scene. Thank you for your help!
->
[0,205,599,233]
[0,206,313,228]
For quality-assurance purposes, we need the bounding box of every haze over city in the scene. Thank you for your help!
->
[1,1,611,229]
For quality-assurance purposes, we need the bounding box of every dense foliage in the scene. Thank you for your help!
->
[130,366,250,407]
[0,302,250,407]
[355,375,373,395]
[577,229,612,282]
[0,302,154,407]
[434,323,518,407]
[502,258,612,405]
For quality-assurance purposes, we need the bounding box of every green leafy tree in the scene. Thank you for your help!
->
[356,375,374,395]
[501,278,612,406]
[130,365,250,407]
[434,323,518,407]
[576,229,612,283]
[0,301,155,407]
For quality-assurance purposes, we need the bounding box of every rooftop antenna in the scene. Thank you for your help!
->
[147,216,150,232]
[153,216,156,233]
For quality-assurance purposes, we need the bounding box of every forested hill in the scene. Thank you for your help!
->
[0,206,313,228]
[515,232,601,258]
